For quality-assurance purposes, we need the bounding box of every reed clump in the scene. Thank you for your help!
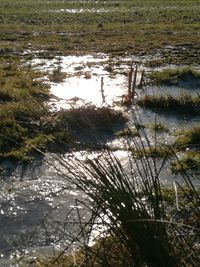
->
[147,121,168,132]
[52,125,199,267]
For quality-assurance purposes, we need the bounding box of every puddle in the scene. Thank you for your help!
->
[30,54,132,107]
[30,53,166,108]
[56,8,110,13]
[1,53,200,264]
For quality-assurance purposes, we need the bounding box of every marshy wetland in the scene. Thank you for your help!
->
[0,1,200,266]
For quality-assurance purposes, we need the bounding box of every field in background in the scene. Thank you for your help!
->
[0,0,200,65]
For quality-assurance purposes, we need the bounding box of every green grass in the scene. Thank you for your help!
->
[137,93,200,115]
[0,1,200,64]
[0,63,127,160]
[148,68,200,86]
[147,121,169,132]
[130,145,173,159]
[175,126,200,148]
[171,151,200,174]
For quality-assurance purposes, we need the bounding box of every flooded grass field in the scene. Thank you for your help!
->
[0,1,200,266]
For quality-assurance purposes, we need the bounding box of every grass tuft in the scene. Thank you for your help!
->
[171,151,200,174]
[148,68,200,86]
[137,93,200,115]
[175,126,200,148]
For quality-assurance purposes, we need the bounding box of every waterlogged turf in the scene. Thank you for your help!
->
[0,0,200,64]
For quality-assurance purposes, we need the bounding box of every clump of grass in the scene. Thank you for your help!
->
[148,121,168,132]
[175,126,200,148]
[0,65,49,101]
[130,145,173,158]
[148,67,200,86]
[137,93,200,115]
[0,88,12,101]
[0,119,27,152]
[115,128,139,138]
[55,105,127,135]
[171,151,200,174]
[49,66,67,83]
[104,63,113,72]
[144,59,165,68]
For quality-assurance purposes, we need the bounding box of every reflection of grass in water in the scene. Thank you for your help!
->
[137,93,200,115]
[148,67,200,86]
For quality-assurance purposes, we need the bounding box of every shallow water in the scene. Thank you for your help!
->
[31,53,130,107]
[1,53,200,265]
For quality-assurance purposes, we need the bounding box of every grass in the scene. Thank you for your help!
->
[175,126,200,148]
[0,1,200,265]
[0,104,127,160]
[48,66,67,83]
[171,151,200,174]
[172,126,200,173]
[147,121,168,132]
[130,145,173,159]
[57,106,127,133]
[0,1,200,64]
[148,68,200,86]
[0,62,127,161]
[137,93,200,115]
